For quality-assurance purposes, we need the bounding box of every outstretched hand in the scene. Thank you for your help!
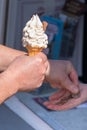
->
[43,83,87,111]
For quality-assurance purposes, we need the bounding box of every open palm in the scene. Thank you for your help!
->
[43,83,87,111]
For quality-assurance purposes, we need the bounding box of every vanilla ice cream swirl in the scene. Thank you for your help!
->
[22,14,48,48]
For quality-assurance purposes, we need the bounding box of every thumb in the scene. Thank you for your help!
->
[61,76,79,94]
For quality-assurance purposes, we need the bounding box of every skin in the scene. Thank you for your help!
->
[0,44,26,72]
[43,83,87,111]
[0,45,48,103]
[0,45,79,104]
[46,60,79,94]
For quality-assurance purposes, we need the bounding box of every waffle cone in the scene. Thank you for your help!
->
[26,45,43,56]
[42,21,48,31]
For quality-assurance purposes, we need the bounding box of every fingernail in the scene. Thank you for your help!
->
[73,87,79,94]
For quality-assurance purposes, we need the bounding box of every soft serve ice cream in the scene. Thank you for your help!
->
[22,14,48,56]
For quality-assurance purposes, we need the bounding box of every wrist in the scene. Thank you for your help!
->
[0,45,27,71]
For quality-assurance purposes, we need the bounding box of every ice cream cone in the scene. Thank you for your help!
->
[42,21,48,31]
[26,45,43,56]
[22,14,48,56]
[26,21,48,56]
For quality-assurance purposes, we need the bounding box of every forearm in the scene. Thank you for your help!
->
[0,72,18,104]
[0,45,26,71]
